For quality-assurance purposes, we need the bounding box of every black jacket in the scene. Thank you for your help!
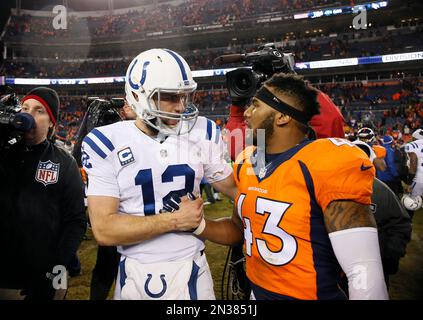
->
[372,178,412,273]
[0,140,86,298]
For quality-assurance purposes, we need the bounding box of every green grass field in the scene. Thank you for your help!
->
[67,198,423,300]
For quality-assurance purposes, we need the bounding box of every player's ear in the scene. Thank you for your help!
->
[275,112,291,126]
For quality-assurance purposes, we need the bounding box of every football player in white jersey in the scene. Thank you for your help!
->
[404,129,423,198]
[81,49,237,300]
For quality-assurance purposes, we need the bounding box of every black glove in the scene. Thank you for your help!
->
[161,191,196,213]
[162,192,182,213]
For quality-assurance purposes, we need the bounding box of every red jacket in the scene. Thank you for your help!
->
[309,90,345,139]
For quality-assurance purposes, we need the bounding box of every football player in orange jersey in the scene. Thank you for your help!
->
[197,73,388,300]
[357,127,387,173]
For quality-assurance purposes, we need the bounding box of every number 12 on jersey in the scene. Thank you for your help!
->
[135,164,195,215]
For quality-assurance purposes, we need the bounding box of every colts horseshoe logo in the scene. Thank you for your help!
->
[144,273,167,298]
[128,59,150,90]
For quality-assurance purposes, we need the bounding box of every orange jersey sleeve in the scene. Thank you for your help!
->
[306,138,375,211]
[372,145,386,159]
[80,167,87,185]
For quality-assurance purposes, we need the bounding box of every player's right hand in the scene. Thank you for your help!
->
[172,195,203,232]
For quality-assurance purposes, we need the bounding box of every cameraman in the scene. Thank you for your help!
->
[0,87,86,300]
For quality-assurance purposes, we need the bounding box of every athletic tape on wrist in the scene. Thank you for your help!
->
[193,218,206,235]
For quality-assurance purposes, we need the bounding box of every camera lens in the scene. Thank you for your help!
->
[226,68,262,101]
[234,73,253,92]
[229,68,257,97]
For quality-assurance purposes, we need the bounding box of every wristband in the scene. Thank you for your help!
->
[193,218,206,235]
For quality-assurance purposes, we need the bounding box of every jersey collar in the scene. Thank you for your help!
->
[250,138,312,183]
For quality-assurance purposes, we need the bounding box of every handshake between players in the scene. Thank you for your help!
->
[163,193,205,234]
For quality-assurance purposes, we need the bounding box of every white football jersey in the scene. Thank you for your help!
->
[405,139,423,180]
[82,117,232,263]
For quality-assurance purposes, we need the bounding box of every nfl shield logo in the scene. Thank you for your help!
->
[35,160,60,186]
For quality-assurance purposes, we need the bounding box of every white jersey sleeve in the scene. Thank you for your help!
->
[201,118,232,184]
[405,141,418,154]
[405,139,423,178]
[81,127,120,198]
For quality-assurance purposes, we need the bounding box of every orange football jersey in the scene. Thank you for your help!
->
[234,138,375,300]
[80,167,87,185]
[372,145,386,159]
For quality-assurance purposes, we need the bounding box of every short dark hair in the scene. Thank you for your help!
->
[264,73,320,128]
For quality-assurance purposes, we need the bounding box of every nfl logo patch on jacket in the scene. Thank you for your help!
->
[35,160,60,186]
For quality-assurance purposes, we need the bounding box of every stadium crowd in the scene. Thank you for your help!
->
[316,79,423,142]
[3,25,422,79]
[5,0,365,39]
[52,78,422,152]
